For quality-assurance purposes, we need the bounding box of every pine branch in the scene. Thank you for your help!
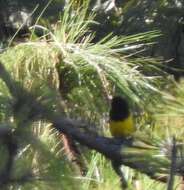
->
[0,61,181,183]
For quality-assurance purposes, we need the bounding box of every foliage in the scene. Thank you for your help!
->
[0,1,184,190]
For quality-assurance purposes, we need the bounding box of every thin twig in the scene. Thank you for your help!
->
[167,137,177,190]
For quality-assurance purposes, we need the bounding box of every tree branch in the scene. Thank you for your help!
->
[0,61,180,182]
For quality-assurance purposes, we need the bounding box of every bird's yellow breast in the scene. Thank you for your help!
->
[109,115,135,137]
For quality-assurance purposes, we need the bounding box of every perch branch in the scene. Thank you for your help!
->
[0,61,181,182]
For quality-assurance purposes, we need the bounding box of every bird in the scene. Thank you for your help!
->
[109,96,135,138]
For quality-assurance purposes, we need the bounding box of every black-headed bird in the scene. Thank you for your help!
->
[109,96,135,138]
[109,96,136,188]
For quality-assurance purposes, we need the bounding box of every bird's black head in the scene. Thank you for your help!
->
[110,96,130,121]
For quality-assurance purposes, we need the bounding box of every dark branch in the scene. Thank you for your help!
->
[0,126,17,186]
[167,137,177,190]
[0,61,178,182]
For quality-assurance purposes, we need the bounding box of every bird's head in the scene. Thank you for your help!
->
[110,96,130,120]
